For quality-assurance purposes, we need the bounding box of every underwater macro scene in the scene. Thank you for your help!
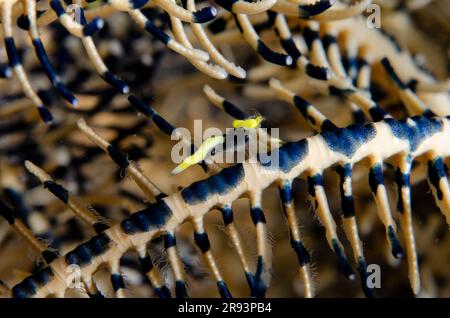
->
[0,0,449,300]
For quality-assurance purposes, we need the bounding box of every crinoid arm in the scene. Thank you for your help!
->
[0,0,448,300]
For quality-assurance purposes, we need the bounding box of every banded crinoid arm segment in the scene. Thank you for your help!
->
[268,82,358,284]
[74,115,176,294]
[203,85,282,149]
[307,173,355,279]
[367,158,404,259]
[35,0,113,27]
[209,82,367,296]
[232,12,293,66]
[322,19,449,114]
[109,258,127,298]
[35,0,214,27]
[213,77,443,296]
[0,187,63,251]
[269,79,412,295]
[127,95,220,173]
[128,96,243,297]
[304,57,390,123]
[23,155,170,298]
[49,0,104,38]
[107,0,217,23]
[78,114,226,298]
[1,0,53,123]
[136,244,171,298]
[426,155,450,226]
[296,27,406,263]
[269,78,338,132]
[298,0,372,21]
[273,12,330,81]
[167,0,227,79]
[121,202,172,298]
[76,118,164,201]
[10,115,450,298]
[24,161,109,235]
[159,231,187,298]
[191,219,232,298]
[0,199,59,265]
[24,0,78,106]
[202,86,307,296]
[0,194,105,297]
[247,17,412,119]
[113,187,172,298]
[278,33,444,292]
[186,0,246,79]
[50,0,129,93]
[269,16,390,122]
[340,28,373,87]
[104,0,210,62]
[277,180,314,297]
[340,29,360,83]
[217,204,255,294]
[381,57,436,118]
[0,37,12,78]
[0,223,59,297]
[214,0,277,15]
[23,161,164,297]
[202,90,293,292]
[269,0,370,21]
[380,57,450,228]
[301,21,331,71]
[394,154,420,294]
[335,163,373,296]
[411,78,450,94]
[321,24,353,81]
[203,85,247,120]
[143,0,217,23]
[253,18,392,122]
[352,45,372,122]
[271,0,336,19]
[206,11,231,34]
[246,192,272,298]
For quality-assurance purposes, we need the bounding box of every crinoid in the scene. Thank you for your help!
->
[0,0,449,298]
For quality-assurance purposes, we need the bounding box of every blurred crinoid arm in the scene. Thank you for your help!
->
[25,0,78,106]
[24,160,109,234]
[0,198,62,297]
[381,57,436,118]
[1,0,53,123]
[0,280,11,298]
[0,199,58,265]
[273,12,330,81]
[271,0,371,21]
[76,118,163,201]
[50,0,129,93]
